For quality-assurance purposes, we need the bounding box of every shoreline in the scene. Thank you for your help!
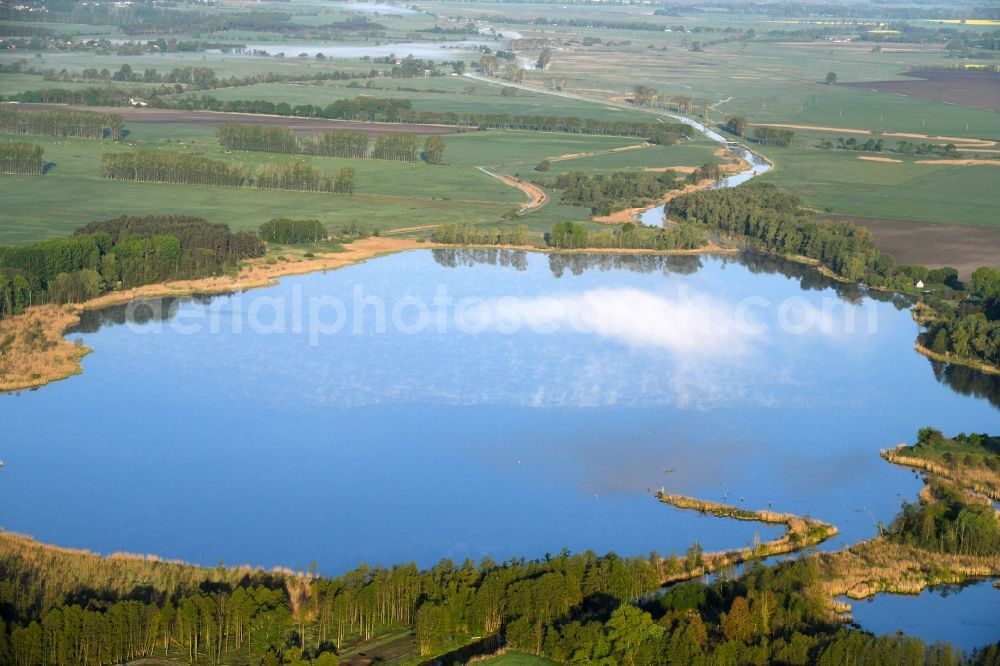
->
[0,240,747,394]
[592,149,754,226]
[655,490,838,585]
[881,445,1000,502]
[0,236,426,393]
[1,231,994,393]
[913,340,1000,376]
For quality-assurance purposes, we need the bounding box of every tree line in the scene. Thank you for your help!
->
[3,91,700,142]
[0,107,123,141]
[0,142,44,175]
[216,124,437,164]
[664,184,900,285]
[548,221,706,252]
[431,224,530,246]
[662,184,999,369]
[101,152,246,188]
[3,526,997,666]
[253,162,335,193]
[3,64,373,101]
[258,219,328,245]
[750,127,795,148]
[99,152,356,193]
[0,216,263,317]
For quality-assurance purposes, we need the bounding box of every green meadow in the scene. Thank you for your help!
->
[0,125,726,243]
[756,144,1000,227]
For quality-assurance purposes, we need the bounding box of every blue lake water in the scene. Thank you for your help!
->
[1,250,998,583]
[843,580,1000,652]
[242,41,488,60]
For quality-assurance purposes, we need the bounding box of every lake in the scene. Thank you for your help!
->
[242,41,489,60]
[1,250,998,581]
[843,580,1000,652]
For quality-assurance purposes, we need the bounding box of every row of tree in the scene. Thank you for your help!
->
[100,152,245,188]
[216,124,441,164]
[217,124,299,154]
[0,141,44,175]
[371,133,420,163]
[659,185,999,369]
[0,216,263,317]
[0,107,123,140]
[154,95,697,140]
[547,221,706,252]
[750,127,795,147]
[431,224,530,246]
[258,219,328,245]
[253,162,335,193]
[2,90,700,142]
[99,152,356,193]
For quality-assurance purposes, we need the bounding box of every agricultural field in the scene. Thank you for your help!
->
[199,75,655,123]
[0,118,722,242]
[754,140,1000,227]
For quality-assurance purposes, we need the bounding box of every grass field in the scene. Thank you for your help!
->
[3,1,998,244]
[0,129,519,243]
[190,75,655,123]
[756,143,1000,227]
[0,124,723,243]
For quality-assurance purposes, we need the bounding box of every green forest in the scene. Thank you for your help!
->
[3,489,999,666]
[0,216,263,318]
[921,267,1000,370]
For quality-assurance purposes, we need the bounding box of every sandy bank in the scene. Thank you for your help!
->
[0,237,424,393]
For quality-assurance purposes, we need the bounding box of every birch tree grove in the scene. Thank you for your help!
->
[216,123,298,153]
[301,131,371,159]
[100,152,245,187]
[0,142,44,175]
[0,107,122,140]
[371,133,419,162]
[254,161,334,192]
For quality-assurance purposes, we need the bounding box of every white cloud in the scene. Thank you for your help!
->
[491,287,755,357]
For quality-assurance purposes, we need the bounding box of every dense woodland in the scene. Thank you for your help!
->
[3,510,999,666]
[888,480,1000,557]
[0,216,262,318]
[0,107,122,141]
[550,170,681,215]
[0,142,44,175]
[666,184,922,287]
[921,267,1000,369]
